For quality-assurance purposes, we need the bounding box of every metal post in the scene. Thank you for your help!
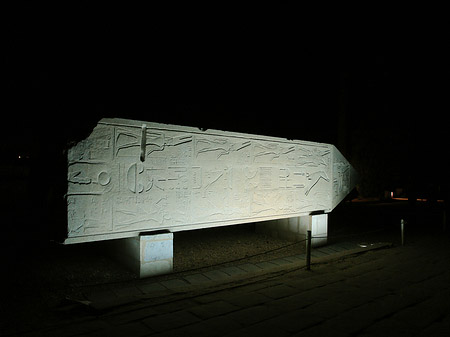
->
[306,230,312,270]
[401,219,405,246]
[443,210,447,233]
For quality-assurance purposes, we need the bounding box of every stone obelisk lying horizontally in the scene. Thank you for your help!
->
[65,118,358,277]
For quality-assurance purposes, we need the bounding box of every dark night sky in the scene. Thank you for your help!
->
[4,3,450,197]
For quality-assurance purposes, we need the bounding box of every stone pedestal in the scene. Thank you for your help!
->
[300,214,328,247]
[256,214,328,247]
[109,232,173,278]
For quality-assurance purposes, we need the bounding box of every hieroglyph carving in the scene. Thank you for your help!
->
[66,118,356,243]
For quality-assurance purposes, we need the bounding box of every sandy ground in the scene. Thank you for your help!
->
[173,224,305,272]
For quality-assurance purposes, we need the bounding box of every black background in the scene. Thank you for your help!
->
[3,3,449,240]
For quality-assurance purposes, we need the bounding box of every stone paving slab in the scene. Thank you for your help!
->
[314,246,340,255]
[225,292,272,308]
[310,250,328,258]
[237,263,263,273]
[187,301,240,320]
[202,269,232,282]
[283,254,305,263]
[184,273,211,285]
[137,282,167,294]
[219,266,247,277]
[254,261,279,269]
[269,257,293,266]
[142,310,201,333]
[159,278,190,291]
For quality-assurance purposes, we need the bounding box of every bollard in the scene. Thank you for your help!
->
[306,230,312,270]
[401,219,405,246]
[443,210,447,233]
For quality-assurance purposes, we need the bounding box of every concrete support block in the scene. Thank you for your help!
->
[300,214,328,247]
[109,232,173,278]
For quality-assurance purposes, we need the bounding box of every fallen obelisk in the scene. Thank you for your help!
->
[66,118,357,276]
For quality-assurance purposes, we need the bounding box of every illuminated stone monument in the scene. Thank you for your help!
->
[66,118,357,276]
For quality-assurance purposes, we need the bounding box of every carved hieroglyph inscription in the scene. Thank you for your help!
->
[66,118,356,243]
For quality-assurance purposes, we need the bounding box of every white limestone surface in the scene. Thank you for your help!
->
[65,118,357,244]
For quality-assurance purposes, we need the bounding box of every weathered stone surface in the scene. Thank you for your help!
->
[66,118,357,244]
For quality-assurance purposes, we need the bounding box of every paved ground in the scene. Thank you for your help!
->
[4,234,450,336]
[2,201,449,336]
